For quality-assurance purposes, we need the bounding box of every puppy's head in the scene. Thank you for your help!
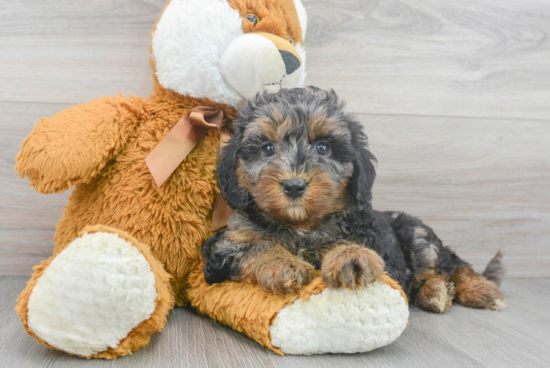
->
[218,87,376,225]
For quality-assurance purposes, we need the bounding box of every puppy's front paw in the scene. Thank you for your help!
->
[257,257,315,295]
[321,244,385,289]
[415,275,456,313]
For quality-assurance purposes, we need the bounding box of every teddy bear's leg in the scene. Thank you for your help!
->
[15,225,174,359]
[188,264,409,355]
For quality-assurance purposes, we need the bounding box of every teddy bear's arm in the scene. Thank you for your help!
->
[16,95,146,194]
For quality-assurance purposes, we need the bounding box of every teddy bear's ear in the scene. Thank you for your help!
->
[217,129,252,210]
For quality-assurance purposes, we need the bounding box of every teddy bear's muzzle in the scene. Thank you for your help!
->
[218,32,304,99]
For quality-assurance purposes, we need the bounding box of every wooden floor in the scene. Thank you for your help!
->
[1,0,550,366]
[0,276,548,368]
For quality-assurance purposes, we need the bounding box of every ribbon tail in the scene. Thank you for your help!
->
[211,125,234,231]
[212,193,233,232]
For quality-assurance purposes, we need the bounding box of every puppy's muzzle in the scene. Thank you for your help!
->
[283,179,307,199]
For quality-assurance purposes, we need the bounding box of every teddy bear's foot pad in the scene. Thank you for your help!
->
[25,231,158,357]
[270,282,409,355]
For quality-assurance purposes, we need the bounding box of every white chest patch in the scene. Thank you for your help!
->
[26,232,158,357]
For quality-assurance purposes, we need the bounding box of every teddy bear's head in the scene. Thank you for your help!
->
[150,0,307,107]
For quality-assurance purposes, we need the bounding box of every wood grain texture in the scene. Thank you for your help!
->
[0,276,548,367]
[303,0,550,119]
[1,0,549,119]
[364,114,550,277]
[0,0,162,104]
[0,230,56,276]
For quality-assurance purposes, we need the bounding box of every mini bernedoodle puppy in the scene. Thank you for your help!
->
[202,87,506,313]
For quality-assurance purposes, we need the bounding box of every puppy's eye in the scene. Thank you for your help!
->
[315,142,330,156]
[245,13,259,26]
[288,36,293,44]
[262,143,275,157]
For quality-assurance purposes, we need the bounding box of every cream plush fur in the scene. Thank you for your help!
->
[152,0,245,106]
[218,33,304,99]
[27,232,158,357]
[271,282,409,355]
[152,0,308,106]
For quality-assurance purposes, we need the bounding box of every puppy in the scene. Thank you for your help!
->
[202,87,506,313]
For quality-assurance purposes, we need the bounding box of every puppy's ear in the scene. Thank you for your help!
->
[217,130,251,210]
[347,122,377,210]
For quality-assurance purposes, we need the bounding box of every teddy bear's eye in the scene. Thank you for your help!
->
[245,13,259,26]
[288,37,293,44]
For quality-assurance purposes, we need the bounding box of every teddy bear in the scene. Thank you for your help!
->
[14,0,409,359]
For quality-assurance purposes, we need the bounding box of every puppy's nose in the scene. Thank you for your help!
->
[283,179,307,198]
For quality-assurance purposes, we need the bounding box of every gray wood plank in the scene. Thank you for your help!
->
[1,0,550,120]
[0,230,55,276]
[0,276,549,368]
[0,0,162,104]
[303,0,550,119]
[364,114,550,278]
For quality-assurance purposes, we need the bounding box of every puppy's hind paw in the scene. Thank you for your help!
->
[321,244,385,289]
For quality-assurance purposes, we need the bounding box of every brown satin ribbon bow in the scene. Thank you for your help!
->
[145,106,233,231]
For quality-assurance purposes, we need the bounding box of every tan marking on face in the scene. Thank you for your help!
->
[255,116,281,142]
[276,117,296,140]
[302,168,348,220]
[236,162,254,192]
[251,163,347,226]
[252,115,295,143]
[308,115,336,141]
[252,164,293,221]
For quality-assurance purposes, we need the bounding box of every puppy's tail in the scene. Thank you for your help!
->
[482,251,506,286]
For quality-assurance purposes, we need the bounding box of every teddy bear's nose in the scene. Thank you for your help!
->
[282,179,307,198]
[279,50,301,75]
